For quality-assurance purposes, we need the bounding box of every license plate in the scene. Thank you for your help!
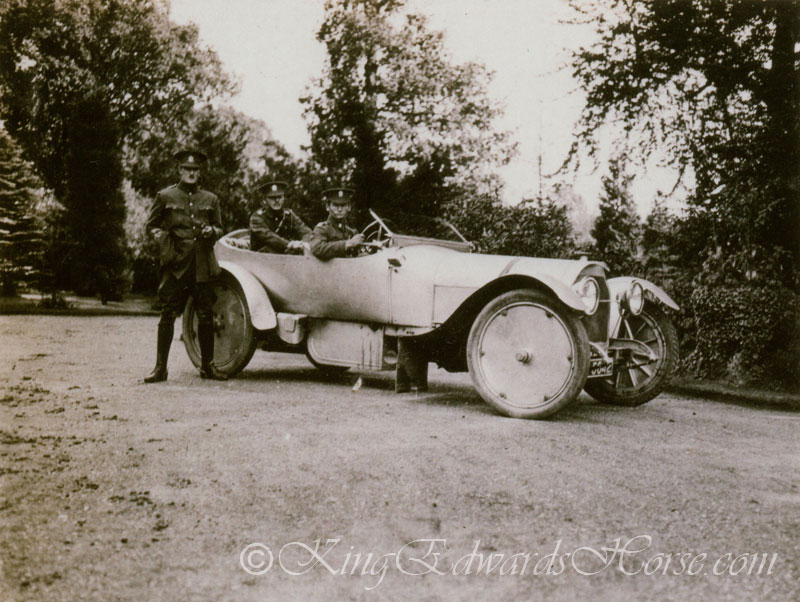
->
[588,357,613,378]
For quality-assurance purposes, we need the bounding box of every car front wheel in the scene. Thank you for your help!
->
[584,303,678,406]
[467,289,590,419]
[182,273,257,377]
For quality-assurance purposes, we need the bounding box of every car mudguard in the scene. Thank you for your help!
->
[218,260,277,331]
[532,274,589,312]
[606,276,679,311]
[439,274,588,326]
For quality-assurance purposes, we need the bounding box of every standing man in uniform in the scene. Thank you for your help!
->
[249,181,311,253]
[308,187,364,260]
[143,148,228,383]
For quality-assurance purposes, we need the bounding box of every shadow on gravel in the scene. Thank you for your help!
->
[237,366,472,395]
[230,365,644,421]
[237,366,354,385]
[236,366,494,415]
[403,392,494,415]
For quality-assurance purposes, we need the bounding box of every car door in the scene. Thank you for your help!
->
[239,250,391,322]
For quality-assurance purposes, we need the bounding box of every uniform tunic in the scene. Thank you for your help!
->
[145,182,223,322]
[146,182,223,282]
[249,207,311,253]
[308,218,358,260]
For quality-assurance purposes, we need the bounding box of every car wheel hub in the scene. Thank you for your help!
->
[515,349,532,364]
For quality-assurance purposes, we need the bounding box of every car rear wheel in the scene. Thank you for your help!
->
[182,273,257,377]
[466,289,590,419]
[584,303,678,406]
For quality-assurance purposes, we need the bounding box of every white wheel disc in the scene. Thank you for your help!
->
[210,284,248,366]
[476,302,576,411]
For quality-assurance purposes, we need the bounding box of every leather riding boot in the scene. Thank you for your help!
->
[144,322,173,383]
[198,320,227,381]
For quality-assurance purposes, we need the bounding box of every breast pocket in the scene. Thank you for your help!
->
[195,205,216,227]
[162,200,188,229]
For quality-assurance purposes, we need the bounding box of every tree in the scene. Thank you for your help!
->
[0,0,233,197]
[549,183,594,246]
[568,0,800,388]
[0,0,234,295]
[0,127,45,296]
[590,158,641,275]
[640,195,675,280]
[568,0,800,284]
[447,195,576,259]
[302,0,515,221]
[63,94,127,301]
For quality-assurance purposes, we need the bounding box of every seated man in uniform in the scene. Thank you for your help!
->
[308,187,426,392]
[249,180,311,253]
[307,187,364,260]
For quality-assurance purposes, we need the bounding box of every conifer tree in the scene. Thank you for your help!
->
[590,158,640,275]
[0,127,44,296]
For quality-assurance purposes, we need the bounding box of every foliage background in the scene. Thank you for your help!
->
[0,0,797,389]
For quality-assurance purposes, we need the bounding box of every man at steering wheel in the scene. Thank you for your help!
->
[308,187,364,260]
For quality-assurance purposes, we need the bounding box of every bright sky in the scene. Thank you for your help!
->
[169,0,681,214]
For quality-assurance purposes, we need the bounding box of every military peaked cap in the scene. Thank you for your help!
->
[174,149,208,168]
[257,181,288,197]
[322,187,355,202]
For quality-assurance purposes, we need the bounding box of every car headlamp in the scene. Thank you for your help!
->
[628,281,644,315]
[574,277,599,315]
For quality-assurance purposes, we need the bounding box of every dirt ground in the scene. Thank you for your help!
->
[1,315,799,601]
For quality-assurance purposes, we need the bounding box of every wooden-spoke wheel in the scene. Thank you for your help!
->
[585,304,678,406]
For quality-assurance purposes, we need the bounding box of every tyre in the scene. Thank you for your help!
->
[182,273,257,377]
[466,289,591,419]
[584,303,678,406]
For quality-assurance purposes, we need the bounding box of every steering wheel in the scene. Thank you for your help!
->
[357,211,394,255]
[361,220,386,244]
[362,210,394,241]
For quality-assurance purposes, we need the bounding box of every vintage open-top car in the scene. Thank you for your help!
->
[182,211,679,419]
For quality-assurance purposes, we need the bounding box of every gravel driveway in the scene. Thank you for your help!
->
[1,315,798,601]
